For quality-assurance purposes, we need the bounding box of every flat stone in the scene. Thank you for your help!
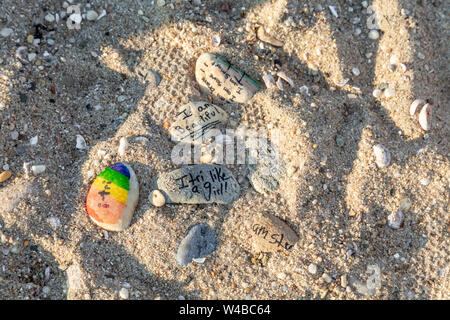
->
[176,224,217,266]
[85,163,139,231]
[250,213,299,253]
[246,138,285,194]
[169,101,228,144]
[195,52,261,103]
[155,164,240,204]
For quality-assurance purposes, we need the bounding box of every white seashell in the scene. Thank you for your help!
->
[276,77,284,91]
[211,34,221,47]
[399,63,407,72]
[31,165,46,175]
[262,73,275,89]
[373,144,391,168]
[150,190,166,207]
[352,67,360,76]
[256,26,283,47]
[16,46,29,64]
[118,137,129,156]
[420,178,430,186]
[372,89,382,98]
[418,103,432,131]
[387,210,403,229]
[334,78,349,87]
[97,10,106,20]
[277,71,295,87]
[192,257,206,263]
[299,85,309,95]
[389,56,399,65]
[329,6,338,18]
[76,135,87,150]
[409,99,425,116]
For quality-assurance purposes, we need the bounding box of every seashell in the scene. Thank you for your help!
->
[329,6,338,18]
[387,210,403,229]
[76,135,87,150]
[409,99,425,116]
[118,137,129,156]
[373,144,391,168]
[277,71,295,87]
[31,164,46,175]
[211,34,221,47]
[262,73,275,89]
[399,63,407,72]
[256,26,283,47]
[352,67,360,76]
[276,77,284,91]
[16,46,29,64]
[334,78,349,87]
[418,103,432,131]
[150,189,166,207]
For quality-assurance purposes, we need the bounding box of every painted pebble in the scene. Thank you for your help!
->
[176,224,217,266]
[85,163,139,231]
[169,101,228,144]
[155,164,240,204]
[195,52,261,103]
[250,213,299,253]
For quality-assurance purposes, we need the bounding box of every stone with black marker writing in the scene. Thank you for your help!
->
[250,213,299,253]
[195,52,261,103]
[169,101,228,144]
[155,164,240,204]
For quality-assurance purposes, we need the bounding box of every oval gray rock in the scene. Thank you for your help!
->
[155,164,240,204]
[195,52,261,103]
[176,224,217,266]
[169,101,228,144]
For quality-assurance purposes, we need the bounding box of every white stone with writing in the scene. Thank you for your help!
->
[169,101,228,144]
[195,53,261,103]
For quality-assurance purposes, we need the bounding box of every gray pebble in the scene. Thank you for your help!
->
[176,224,217,266]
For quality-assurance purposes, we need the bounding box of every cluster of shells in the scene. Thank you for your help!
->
[410,99,432,131]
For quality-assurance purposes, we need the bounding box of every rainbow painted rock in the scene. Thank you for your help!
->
[85,163,139,231]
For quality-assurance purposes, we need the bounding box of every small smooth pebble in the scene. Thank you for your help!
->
[384,87,396,98]
[352,67,360,76]
[119,287,129,299]
[149,190,166,207]
[372,89,382,98]
[31,165,46,175]
[308,263,318,275]
[373,144,391,168]
[368,30,379,40]
[86,10,98,21]
[76,135,87,150]
[0,171,12,183]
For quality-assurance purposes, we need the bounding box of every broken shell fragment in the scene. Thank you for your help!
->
[262,73,275,89]
[373,144,391,168]
[387,210,403,229]
[16,46,29,64]
[256,26,283,47]
[410,99,425,116]
[277,71,295,87]
[211,34,221,47]
[276,77,284,91]
[334,78,349,87]
[418,103,432,131]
